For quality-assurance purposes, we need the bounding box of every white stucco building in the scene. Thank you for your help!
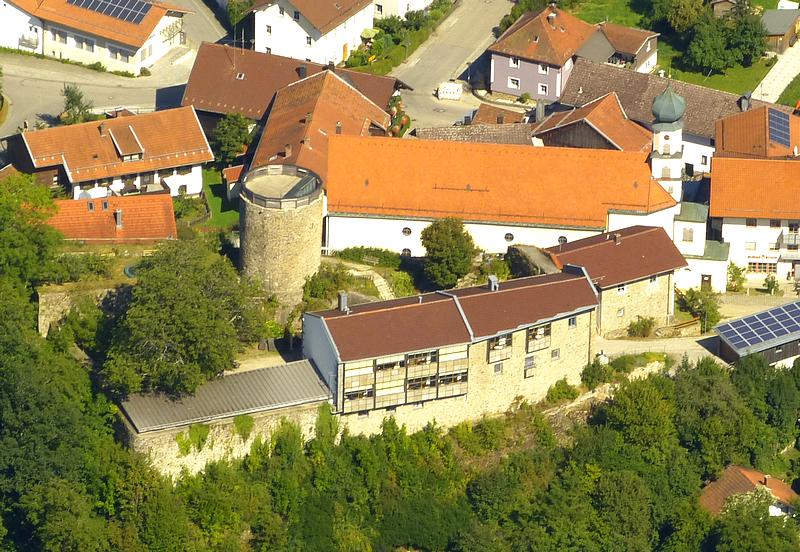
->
[6,107,214,199]
[251,0,373,65]
[2,0,188,73]
[374,0,433,18]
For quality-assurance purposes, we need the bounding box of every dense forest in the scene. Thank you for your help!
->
[1,175,800,550]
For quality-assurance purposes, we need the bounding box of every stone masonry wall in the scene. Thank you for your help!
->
[239,194,323,312]
[341,310,595,436]
[128,401,325,478]
[599,273,673,337]
[37,286,116,337]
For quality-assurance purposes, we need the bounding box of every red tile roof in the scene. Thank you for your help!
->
[545,226,686,288]
[313,272,598,361]
[250,71,390,181]
[182,43,403,119]
[249,0,371,33]
[325,136,675,229]
[12,0,189,49]
[534,92,652,152]
[488,6,597,66]
[20,107,213,184]
[598,21,658,56]
[472,104,526,125]
[715,105,800,159]
[699,465,799,515]
[710,157,800,219]
[223,165,245,185]
[48,194,177,243]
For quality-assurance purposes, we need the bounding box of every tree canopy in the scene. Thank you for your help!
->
[60,84,95,125]
[211,113,252,167]
[102,239,268,395]
[420,218,477,288]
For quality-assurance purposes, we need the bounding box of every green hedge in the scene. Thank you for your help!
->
[335,247,402,269]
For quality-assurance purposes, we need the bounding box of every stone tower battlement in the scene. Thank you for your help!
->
[239,165,324,310]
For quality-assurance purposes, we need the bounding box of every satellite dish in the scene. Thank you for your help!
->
[78,191,92,200]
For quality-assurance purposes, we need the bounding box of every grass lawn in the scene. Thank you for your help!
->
[201,168,239,230]
[778,73,800,106]
[573,0,643,26]
[657,40,773,95]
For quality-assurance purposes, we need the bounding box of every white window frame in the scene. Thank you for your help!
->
[682,227,694,243]
[508,76,520,90]
[509,56,520,68]
[376,4,382,13]
[538,83,548,96]
[617,284,627,294]
[745,242,757,251]
[538,63,548,74]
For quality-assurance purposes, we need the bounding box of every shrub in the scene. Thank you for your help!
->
[518,92,532,103]
[303,264,354,302]
[764,274,779,295]
[335,247,401,269]
[172,196,205,220]
[386,270,416,297]
[175,423,210,456]
[581,359,612,391]
[139,67,151,77]
[86,61,106,72]
[233,414,254,441]
[55,253,113,282]
[727,262,746,292]
[477,257,511,283]
[627,316,656,338]
[474,416,506,451]
[678,288,721,332]
[545,378,579,404]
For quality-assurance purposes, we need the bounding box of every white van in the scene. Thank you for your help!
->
[437,81,463,101]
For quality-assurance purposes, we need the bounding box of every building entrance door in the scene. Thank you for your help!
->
[701,274,712,291]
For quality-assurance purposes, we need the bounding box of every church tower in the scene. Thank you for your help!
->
[650,84,686,202]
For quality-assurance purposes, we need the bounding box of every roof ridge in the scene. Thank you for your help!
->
[550,226,659,254]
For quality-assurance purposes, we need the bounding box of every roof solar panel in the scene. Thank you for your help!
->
[769,108,791,147]
[66,0,151,23]
[716,300,800,354]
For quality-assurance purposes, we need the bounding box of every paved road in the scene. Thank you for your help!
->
[752,44,800,103]
[0,0,226,144]
[391,0,512,129]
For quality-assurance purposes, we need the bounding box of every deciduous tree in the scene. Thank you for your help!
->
[211,113,252,167]
[61,83,94,125]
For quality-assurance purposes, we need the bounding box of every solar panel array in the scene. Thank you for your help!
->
[768,108,791,147]
[66,0,152,24]
[717,301,800,354]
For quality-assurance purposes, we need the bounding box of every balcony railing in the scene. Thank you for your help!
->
[18,35,38,49]
[785,232,800,246]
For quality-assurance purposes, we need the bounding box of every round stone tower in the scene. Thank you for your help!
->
[239,164,323,309]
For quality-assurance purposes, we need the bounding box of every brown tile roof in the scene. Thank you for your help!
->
[472,104,526,125]
[20,107,213,184]
[13,0,188,49]
[699,465,799,515]
[325,135,675,229]
[715,105,800,159]
[560,59,792,139]
[598,21,658,56]
[414,123,536,145]
[48,194,177,243]
[181,43,403,120]
[545,226,686,288]
[223,165,244,185]
[312,272,598,361]
[0,165,20,181]
[250,71,390,181]
[250,0,371,33]
[533,92,652,152]
[710,157,800,219]
[488,7,597,66]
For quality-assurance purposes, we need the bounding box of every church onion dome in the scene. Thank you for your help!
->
[652,84,686,124]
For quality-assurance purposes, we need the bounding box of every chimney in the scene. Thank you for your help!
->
[739,92,752,112]
[114,209,123,229]
[305,111,312,123]
[464,114,472,125]
[335,121,342,134]
[337,291,349,313]
[418,295,423,304]
[327,61,335,72]
[614,232,622,245]
[284,143,292,158]
[535,100,545,122]
[297,65,307,78]
[497,114,504,124]
[303,134,311,148]
[99,122,107,137]
[488,275,500,291]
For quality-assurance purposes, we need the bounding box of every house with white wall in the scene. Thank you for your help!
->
[711,156,800,283]
[250,0,373,65]
[5,107,213,199]
[2,0,189,73]
[323,134,677,256]
[374,0,433,18]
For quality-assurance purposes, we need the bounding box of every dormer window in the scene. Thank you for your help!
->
[87,201,95,212]
[236,72,245,80]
